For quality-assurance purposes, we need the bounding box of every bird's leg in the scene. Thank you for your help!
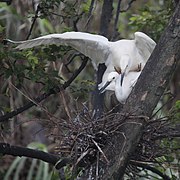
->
[114,66,121,74]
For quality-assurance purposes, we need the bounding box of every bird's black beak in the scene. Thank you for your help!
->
[121,65,128,86]
[99,81,111,94]
[120,72,125,86]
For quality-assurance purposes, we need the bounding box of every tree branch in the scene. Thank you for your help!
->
[120,0,136,12]
[151,125,180,140]
[99,0,113,37]
[0,143,59,166]
[88,0,95,18]
[0,57,88,122]
[26,4,41,40]
[130,160,171,180]
[80,2,180,179]
[92,63,106,119]
[112,0,122,40]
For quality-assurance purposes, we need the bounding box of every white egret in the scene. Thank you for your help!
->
[99,71,141,104]
[6,31,156,85]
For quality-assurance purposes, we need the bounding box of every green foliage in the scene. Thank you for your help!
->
[170,100,180,122]
[26,51,39,70]
[0,1,179,179]
[38,0,63,17]
[129,4,172,41]
[70,79,95,100]
[154,155,179,179]
[82,0,92,13]
[0,43,66,92]
[38,0,86,22]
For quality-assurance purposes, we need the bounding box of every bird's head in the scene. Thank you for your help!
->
[99,72,119,93]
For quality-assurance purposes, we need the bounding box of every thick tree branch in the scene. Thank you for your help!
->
[112,0,122,40]
[81,2,180,179]
[99,0,113,37]
[0,143,59,166]
[0,57,88,122]
[92,64,106,119]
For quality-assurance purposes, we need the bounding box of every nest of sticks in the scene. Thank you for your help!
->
[47,106,179,177]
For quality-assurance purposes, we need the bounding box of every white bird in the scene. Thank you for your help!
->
[99,71,141,104]
[6,31,156,85]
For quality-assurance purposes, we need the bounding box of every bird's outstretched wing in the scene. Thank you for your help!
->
[6,32,110,65]
[134,32,156,62]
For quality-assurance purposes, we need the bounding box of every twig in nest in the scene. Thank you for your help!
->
[74,149,91,167]
[96,151,99,180]
[91,139,109,164]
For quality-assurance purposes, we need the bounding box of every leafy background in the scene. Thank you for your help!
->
[0,0,179,179]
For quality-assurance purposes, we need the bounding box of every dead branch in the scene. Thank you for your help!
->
[130,160,171,180]
[26,4,41,40]
[120,0,136,12]
[0,57,88,122]
[0,143,60,166]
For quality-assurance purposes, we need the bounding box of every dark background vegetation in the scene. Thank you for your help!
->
[0,0,179,179]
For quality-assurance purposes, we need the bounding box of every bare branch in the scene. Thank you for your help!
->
[99,0,113,37]
[0,143,59,166]
[112,0,122,40]
[88,0,95,18]
[0,57,88,122]
[130,160,171,180]
[26,4,41,40]
[151,125,180,140]
[120,0,136,12]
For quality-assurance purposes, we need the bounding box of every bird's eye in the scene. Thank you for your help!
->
[113,77,115,79]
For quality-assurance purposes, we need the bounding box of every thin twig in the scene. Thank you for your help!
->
[96,151,99,180]
[75,149,90,166]
[26,4,41,40]
[0,57,88,122]
[130,160,171,180]
[120,0,136,12]
[88,0,95,18]
[84,0,96,29]
[92,139,109,164]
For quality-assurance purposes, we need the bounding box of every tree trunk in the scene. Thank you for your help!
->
[99,0,113,37]
[81,2,180,179]
[92,0,114,119]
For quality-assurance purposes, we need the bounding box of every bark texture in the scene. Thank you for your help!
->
[99,0,113,37]
[92,0,114,119]
[81,2,180,179]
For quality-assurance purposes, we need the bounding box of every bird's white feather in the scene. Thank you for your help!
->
[100,71,141,104]
[134,32,156,62]
[7,31,156,87]
[7,31,156,70]
[11,32,110,66]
